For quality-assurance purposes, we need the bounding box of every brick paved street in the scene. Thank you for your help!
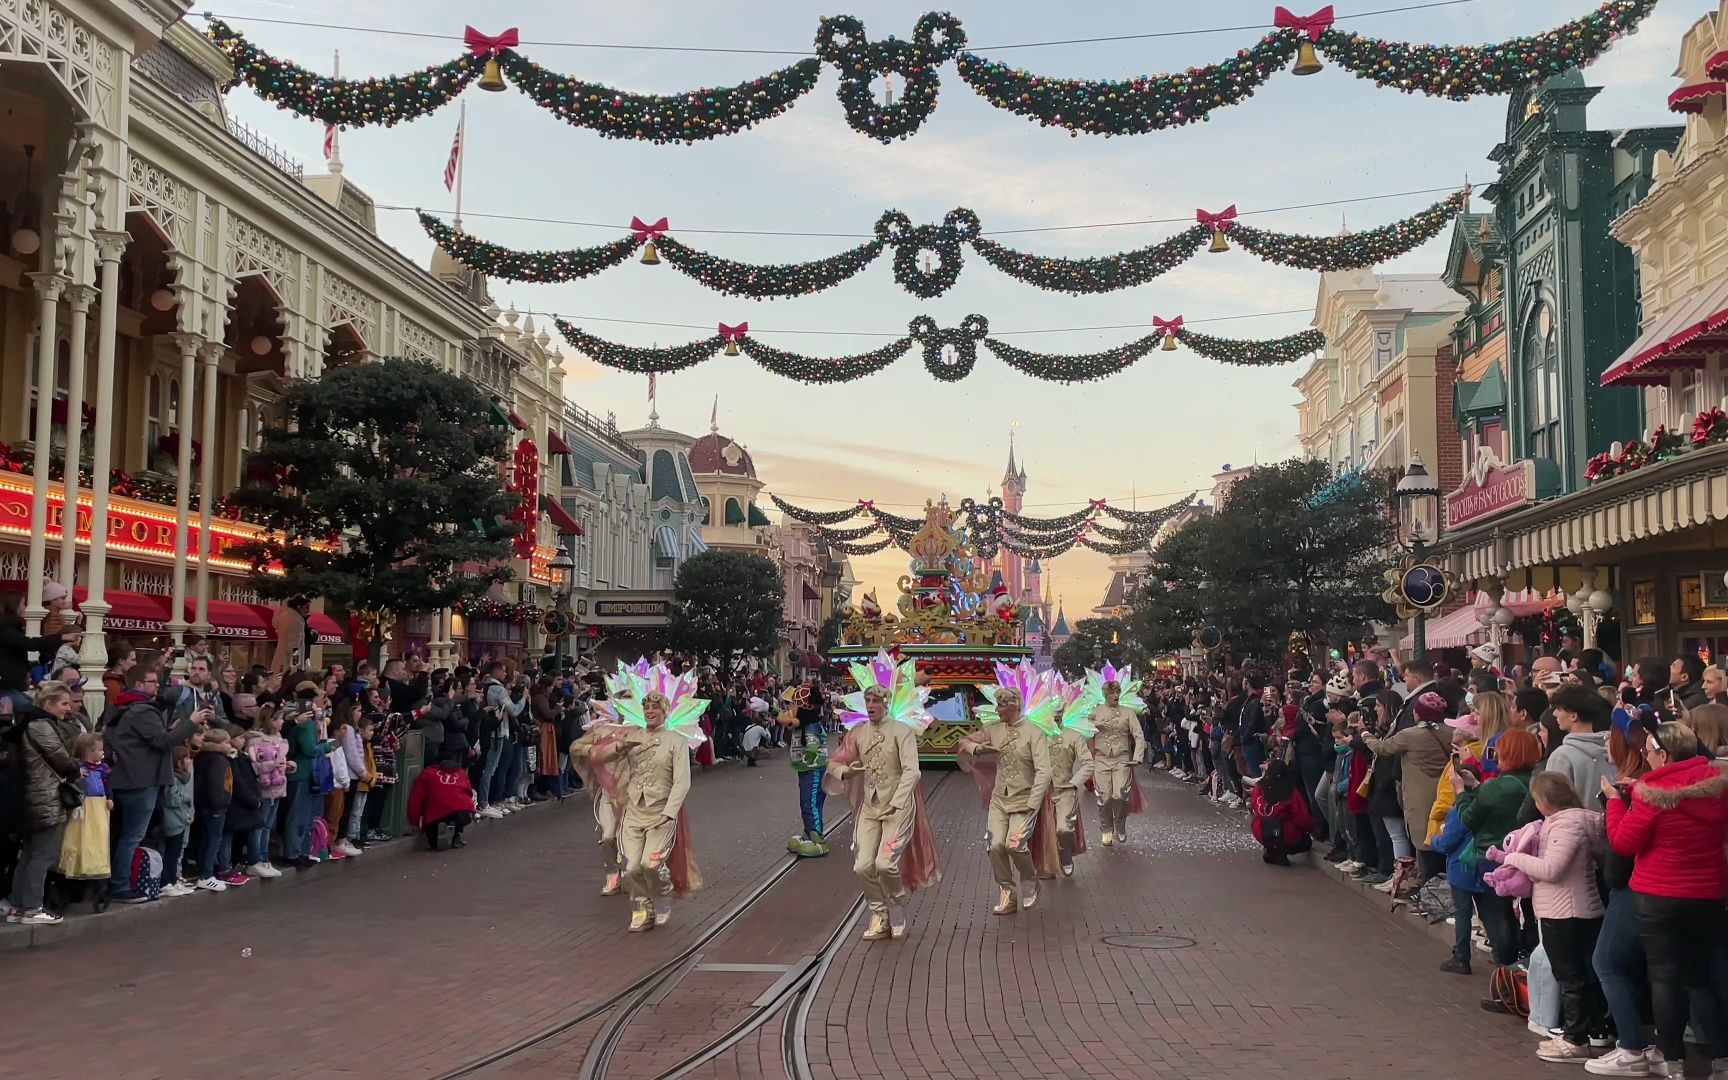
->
[7,762,1555,1080]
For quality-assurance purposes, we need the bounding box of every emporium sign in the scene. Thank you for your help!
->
[1444,448,1557,530]
[0,480,269,568]
[591,598,671,622]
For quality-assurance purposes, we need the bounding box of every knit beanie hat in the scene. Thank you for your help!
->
[1414,690,1449,726]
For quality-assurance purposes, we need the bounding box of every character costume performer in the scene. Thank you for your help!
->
[1050,674,1095,876]
[584,662,705,932]
[824,650,941,941]
[958,660,1057,914]
[570,658,650,895]
[1084,663,1146,846]
[780,684,830,858]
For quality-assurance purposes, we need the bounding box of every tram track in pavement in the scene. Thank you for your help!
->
[433,770,950,1080]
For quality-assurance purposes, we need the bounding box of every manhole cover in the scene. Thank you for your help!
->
[1101,934,1195,950]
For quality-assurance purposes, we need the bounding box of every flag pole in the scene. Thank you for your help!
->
[453,100,467,232]
[328,51,342,170]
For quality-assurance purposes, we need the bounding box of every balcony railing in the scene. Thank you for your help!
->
[564,399,637,455]
[227,118,304,180]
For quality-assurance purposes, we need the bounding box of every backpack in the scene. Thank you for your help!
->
[311,816,330,857]
[129,846,164,900]
[1490,964,1529,1018]
[311,753,335,795]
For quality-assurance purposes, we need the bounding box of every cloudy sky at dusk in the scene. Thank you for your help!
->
[212,0,1699,610]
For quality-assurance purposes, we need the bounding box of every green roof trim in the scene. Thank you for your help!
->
[1454,361,1507,429]
[747,503,771,527]
[724,498,746,525]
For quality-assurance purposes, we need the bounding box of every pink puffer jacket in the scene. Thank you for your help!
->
[1497,807,1606,919]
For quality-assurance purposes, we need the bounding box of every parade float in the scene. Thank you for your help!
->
[830,498,1029,762]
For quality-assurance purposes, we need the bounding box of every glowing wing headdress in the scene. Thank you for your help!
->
[1082,661,1146,712]
[1054,671,1098,738]
[837,648,932,732]
[612,662,710,746]
[585,657,654,729]
[974,660,1063,737]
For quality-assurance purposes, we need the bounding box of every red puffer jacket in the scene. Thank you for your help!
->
[406,764,477,831]
[1607,753,1728,900]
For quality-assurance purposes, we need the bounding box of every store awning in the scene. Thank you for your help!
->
[654,525,681,560]
[1400,590,1563,650]
[547,427,573,456]
[507,409,528,432]
[196,599,272,640]
[1669,81,1726,114]
[724,499,746,525]
[1601,278,1728,386]
[801,582,821,602]
[541,495,585,536]
[747,502,771,527]
[308,611,346,646]
[0,583,171,636]
[686,527,708,555]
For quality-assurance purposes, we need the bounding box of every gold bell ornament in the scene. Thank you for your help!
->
[632,216,668,265]
[1160,333,1178,352]
[1154,316,1183,352]
[640,240,660,265]
[463,27,519,92]
[478,57,507,92]
[1291,39,1323,77]
[1273,8,1334,78]
[1208,227,1231,254]
[724,339,740,357]
[719,321,747,356]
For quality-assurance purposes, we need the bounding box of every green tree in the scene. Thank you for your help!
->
[228,357,520,660]
[1130,459,1395,660]
[666,549,787,661]
[1052,616,1146,678]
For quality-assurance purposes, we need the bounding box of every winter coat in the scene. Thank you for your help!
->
[1337,740,1371,815]
[1483,819,1543,899]
[161,763,194,835]
[1459,769,1532,866]
[337,725,366,787]
[193,746,235,816]
[1365,722,1452,851]
[1250,785,1315,851]
[225,752,266,834]
[1427,739,1485,846]
[414,696,453,752]
[383,673,429,715]
[1432,805,1484,892]
[15,706,79,830]
[407,763,476,830]
[1607,753,1728,900]
[0,616,64,695]
[285,711,332,785]
[1543,731,1617,812]
[1360,732,1403,819]
[249,733,290,799]
[105,691,199,791]
[1498,807,1606,920]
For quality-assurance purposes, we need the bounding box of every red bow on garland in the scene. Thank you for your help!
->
[1693,407,1726,444]
[857,500,875,511]
[464,26,520,57]
[1195,206,1237,232]
[1088,498,1108,511]
[1273,5,1335,42]
[1152,315,1184,335]
[631,216,670,242]
[718,322,749,341]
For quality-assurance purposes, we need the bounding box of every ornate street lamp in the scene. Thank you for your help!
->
[548,549,575,672]
[1394,454,1443,660]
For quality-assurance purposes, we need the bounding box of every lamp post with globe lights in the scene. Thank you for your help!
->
[545,548,575,674]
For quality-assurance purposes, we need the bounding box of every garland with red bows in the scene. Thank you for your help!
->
[209,4,1657,139]
[421,192,1469,297]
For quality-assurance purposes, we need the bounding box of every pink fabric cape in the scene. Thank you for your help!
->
[582,728,703,894]
[823,728,940,894]
[695,716,715,768]
[955,731,1061,879]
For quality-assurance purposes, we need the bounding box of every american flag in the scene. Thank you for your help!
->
[443,118,464,192]
[322,124,336,160]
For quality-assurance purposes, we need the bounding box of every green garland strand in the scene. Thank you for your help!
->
[771,494,862,525]
[954,34,1300,136]
[737,335,912,382]
[419,213,638,282]
[971,228,1209,294]
[1317,0,1658,100]
[498,50,823,143]
[985,333,1165,384]
[1229,190,1470,271]
[1100,493,1195,526]
[657,235,888,299]
[1177,327,1325,366]
[554,320,720,374]
[208,19,479,126]
[824,536,899,556]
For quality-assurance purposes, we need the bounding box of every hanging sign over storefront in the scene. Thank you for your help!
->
[1444,447,1559,530]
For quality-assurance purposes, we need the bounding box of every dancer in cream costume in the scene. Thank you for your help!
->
[1086,664,1148,845]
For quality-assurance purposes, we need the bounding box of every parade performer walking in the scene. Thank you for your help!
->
[587,663,706,932]
[1087,663,1147,846]
[825,650,941,942]
[569,659,646,896]
[781,683,830,858]
[959,661,1057,914]
[1051,675,1095,876]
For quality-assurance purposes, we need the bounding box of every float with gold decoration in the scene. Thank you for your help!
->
[831,498,1030,763]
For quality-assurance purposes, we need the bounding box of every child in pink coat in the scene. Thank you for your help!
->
[1488,771,1607,1064]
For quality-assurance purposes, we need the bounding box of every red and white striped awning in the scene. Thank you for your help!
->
[1601,278,1728,387]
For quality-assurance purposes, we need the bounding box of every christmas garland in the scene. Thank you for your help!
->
[770,494,865,525]
[453,596,544,624]
[556,317,1327,382]
[1100,493,1195,525]
[823,536,899,556]
[1585,421,1694,483]
[209,6,1659,137]
[812,523,883,542]
[424,193,1467,295]
[1177,326,1326,366]
[419,213,639,283]
[1315,0,1656,101]
[208,19,481,127]
[737,334,911,383]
